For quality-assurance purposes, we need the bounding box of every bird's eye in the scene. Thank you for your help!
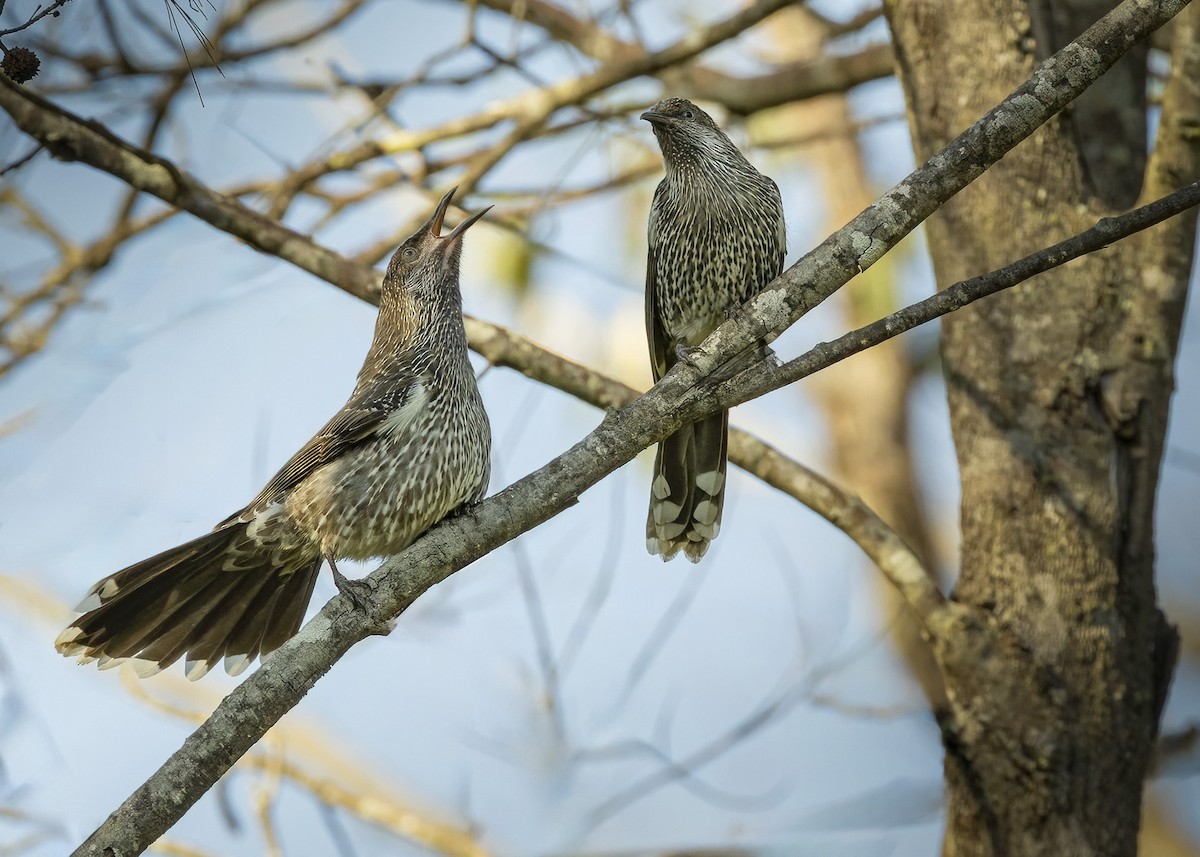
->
[683,110,694,119]
[402,247,417,260]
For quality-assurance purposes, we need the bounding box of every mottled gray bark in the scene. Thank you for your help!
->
[886,0,1200,853]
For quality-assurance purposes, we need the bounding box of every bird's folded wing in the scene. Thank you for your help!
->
[228,368,423,521]
[645,184,670,382]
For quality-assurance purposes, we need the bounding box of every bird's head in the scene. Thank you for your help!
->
[384,187,491,295]
[641,98,742,169]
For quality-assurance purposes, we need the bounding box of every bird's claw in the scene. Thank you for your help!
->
[448,499,481,518]
[331,564,373,612]
[673,342,700,368]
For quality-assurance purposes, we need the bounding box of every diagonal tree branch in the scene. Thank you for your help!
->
[468,318,941,614]
[474,178,1200,628]
[731,179,1200,405]
[0,75,382,300]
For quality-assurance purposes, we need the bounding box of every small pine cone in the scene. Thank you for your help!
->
[2,46,41,83]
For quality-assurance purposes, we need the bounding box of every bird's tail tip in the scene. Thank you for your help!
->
[645,534,711,563]
[56,527,321,680]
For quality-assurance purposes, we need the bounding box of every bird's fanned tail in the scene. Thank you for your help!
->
[55,525,321,680]
[646,409,728,562]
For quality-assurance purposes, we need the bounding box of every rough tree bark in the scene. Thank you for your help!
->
[886,1,1200,854]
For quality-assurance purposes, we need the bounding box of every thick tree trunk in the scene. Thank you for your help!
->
[886,1,1199,854]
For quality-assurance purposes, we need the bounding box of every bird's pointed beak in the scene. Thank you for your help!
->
[427,187,458,237]
[641,110,668,127]
[445,204,492,244]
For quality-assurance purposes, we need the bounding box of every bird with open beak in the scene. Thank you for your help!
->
[56,188,493,679]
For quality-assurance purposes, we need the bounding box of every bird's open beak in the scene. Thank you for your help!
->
[445,204,492,243]
[426,186,491,244]
[641,110,668,127]
[428,187,457,237]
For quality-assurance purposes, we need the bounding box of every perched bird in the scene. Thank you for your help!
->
[641,97,786,562]
[56,188,493,679]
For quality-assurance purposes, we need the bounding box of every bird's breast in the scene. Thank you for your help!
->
[652,193,782,346]
[284,373,490,560]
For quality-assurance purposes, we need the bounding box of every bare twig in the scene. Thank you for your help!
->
[0,141,40,174]
[469,0,894,114]
[267,0,799,204]
[0,0,71,40]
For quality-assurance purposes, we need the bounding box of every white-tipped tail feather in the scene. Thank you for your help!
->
[646,412,728,563]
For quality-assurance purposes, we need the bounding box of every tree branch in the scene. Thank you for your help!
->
[468,0,895,113]
[264,0,799,205]
[467,317,943,616]
[0,0,71,40]
[0,76,380,299]
[729,179,1200,406]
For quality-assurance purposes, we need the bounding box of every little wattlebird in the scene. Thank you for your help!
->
[641,97,786,562]
[56,188,493,680]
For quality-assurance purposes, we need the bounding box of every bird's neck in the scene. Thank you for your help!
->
[663,153,749,192]
[360,286,419,372]
[361,280,469,381]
